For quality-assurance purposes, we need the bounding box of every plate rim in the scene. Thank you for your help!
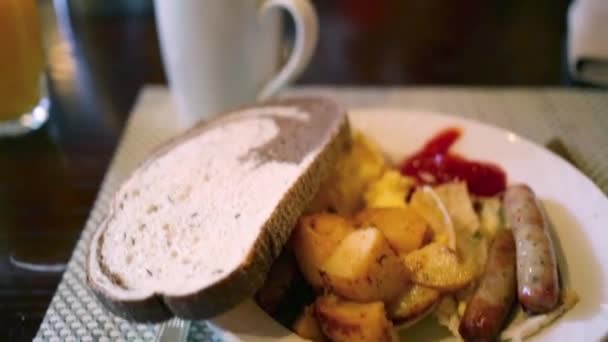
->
[350,108,607,200]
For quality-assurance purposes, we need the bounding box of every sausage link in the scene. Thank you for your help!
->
[459,229,517,342]
[503,184,560,314]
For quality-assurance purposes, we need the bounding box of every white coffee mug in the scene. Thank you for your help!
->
[154,0,318,128]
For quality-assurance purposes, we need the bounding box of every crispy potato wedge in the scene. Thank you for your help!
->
[292,214,355,289]
[314,295,397,342]
[403,242,475,292]
[353,207,430,254]
[388,284,441,321]
[293,305,327,342]
[320,227,410,303]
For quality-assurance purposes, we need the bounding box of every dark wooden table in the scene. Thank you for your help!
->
[0,0,571,340]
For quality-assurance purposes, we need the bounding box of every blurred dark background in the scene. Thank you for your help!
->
[64,0,575,87]
[304,0,572,85]
[45,0,576,133]
[0,0,577,340]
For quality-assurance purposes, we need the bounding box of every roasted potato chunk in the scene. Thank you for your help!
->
[403,242,475,292]
[353,207,430,254]
[314,295,397,342]
[388,284,441,322]
[320,227,409,303]
[293,305,327,341]
[292,214,355,289]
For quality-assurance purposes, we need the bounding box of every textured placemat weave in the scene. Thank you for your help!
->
[35,86,608,341]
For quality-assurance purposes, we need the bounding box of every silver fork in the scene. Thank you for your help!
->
[155,317,191,342]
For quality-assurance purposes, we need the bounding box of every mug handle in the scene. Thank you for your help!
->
[256,0,319,101]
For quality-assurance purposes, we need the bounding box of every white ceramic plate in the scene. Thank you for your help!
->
[209,110,608,341]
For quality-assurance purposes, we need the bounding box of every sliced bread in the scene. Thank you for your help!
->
[87,97,349,322]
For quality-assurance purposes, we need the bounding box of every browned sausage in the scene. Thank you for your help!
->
[459,229,517,342]
[503,184,560,314]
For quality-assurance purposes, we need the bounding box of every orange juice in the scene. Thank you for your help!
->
[0,0,45,121]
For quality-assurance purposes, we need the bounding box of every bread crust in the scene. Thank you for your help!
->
[87,97,350,322]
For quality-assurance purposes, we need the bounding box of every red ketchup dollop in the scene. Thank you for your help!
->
[400,128,506,196]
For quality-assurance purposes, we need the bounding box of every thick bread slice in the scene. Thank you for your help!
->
[87,97,349,322]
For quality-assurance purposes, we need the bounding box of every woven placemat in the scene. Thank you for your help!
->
[35,86,608,341]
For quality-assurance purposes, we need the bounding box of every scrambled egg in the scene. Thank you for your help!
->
[308,131,386,215]
[364,170,415,209]
[309,131,418,214]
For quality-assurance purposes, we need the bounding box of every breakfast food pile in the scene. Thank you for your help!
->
[85,97,578,341]
[257,129,579,341]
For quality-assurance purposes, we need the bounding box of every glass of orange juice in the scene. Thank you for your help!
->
[0,0,49,137]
